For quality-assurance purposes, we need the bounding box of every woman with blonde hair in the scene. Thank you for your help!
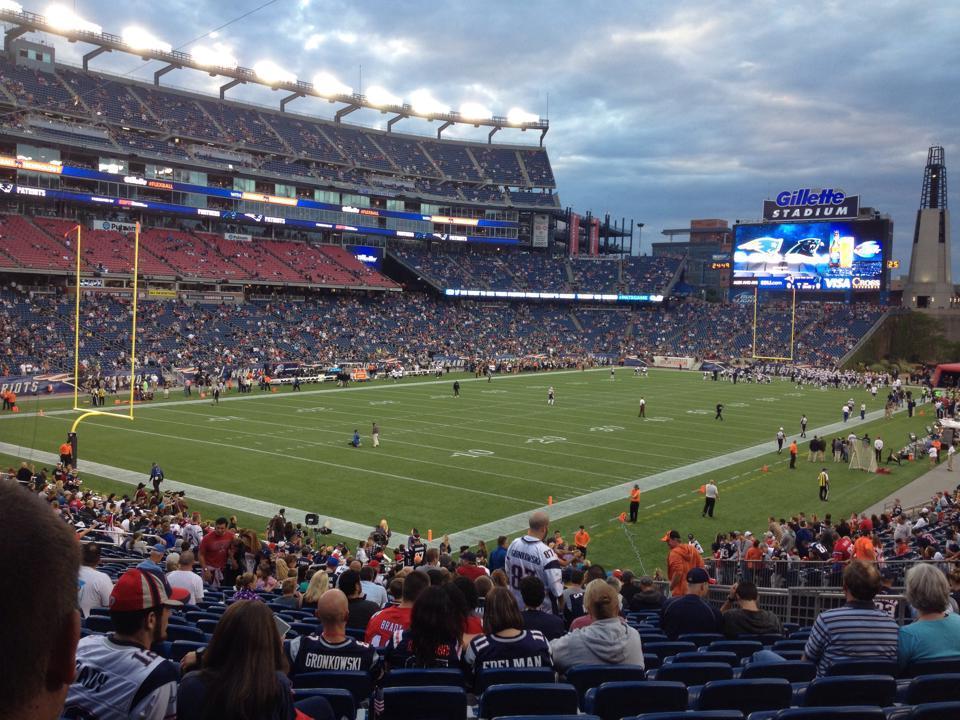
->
[302,569,329,608]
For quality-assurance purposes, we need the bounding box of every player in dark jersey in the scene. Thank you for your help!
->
[715,403,724,420]
[287,590,382,679]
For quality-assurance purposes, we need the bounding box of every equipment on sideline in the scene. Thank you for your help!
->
[848,438,878,473]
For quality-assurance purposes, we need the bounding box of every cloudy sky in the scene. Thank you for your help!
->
[21,0,960,273]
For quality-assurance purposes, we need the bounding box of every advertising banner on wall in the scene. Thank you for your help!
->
[589,218,600,256]
[532,214,549,247]
[569,213,580,256]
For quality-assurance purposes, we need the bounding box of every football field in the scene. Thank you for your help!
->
[0,368,936,571]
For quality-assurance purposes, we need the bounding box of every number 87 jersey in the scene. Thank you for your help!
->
[505,534,565,615]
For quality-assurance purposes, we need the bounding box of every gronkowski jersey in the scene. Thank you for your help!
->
[287,634,382,677]
[463,630,552,676]
[63,635,178,720]
[505,535,563,615]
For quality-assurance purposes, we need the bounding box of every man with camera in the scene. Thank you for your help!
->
[719,581,783,638]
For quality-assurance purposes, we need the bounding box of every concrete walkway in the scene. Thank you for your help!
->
[863,457,959,516]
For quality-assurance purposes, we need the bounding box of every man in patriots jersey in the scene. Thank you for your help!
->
[505,511,564,615]
[64,568,183,720]
[287,590,383,679]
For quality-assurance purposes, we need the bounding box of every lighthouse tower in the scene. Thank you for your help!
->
[905,146,952,309]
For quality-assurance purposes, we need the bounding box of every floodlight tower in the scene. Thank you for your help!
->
[905,146,952,310]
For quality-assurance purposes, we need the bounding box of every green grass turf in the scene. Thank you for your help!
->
[0,369,937,569]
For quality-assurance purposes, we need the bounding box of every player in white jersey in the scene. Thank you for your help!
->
[64,568,183,720]
[547,387,555,406]
[505,511,564,615]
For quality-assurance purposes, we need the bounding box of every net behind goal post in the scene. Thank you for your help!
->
[848,439,878,472]
[751,285,797,361]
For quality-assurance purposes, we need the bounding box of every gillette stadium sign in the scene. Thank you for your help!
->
[763,188,859,220]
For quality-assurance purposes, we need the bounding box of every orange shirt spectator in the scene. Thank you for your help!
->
[664,529,704,596]
[853,536,877,561]
[744,541,764,570]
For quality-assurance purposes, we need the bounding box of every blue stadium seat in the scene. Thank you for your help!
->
[823,658,898,677]
[166,615,191,626]
[565,664,646,705]
[655,662,733,685]
[645,642,697,661]
[478,683,578,719]
[291,671,373,704]
[293,695,334,720]
[761,708,885,720]
[380,668,464,688]
[901,658,960,678]
[473,667,555,695]
[735,633,783,646]
[670,651,738,666]
[494,717,598,720]
[771,640,807,652]
[644,653,662,670]
[583,681,687,719]
[195,619,219,635]
[88,607,111,617]
[678,633,724,647]
[625,712,744,720]
[696,678,792,714]
[83,616,113,633]
[740,660,816,683]
[165,624,205,643]
[378,686,467,720]
[705,640,764,661]
[905,674,960,705]
[169,640,205,662]
[293,689,355,720]
[638,632,670,644]
[801,675,896,707]
[291,622,322,636]
[185,611,222,623]
[908,701,960,719]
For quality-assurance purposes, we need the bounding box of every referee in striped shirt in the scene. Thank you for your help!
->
[802,561,898,675]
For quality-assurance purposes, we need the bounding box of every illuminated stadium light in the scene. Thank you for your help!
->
[192,43,238,69]
[0,1,22,13]
[365,86,402,108]
[460,102,493,121]
[45,4,102,34]
[409,89,446,115]
[507,107,540,125]
[253,60,296,85]
[312,71,352,97]
[122,26,172,53]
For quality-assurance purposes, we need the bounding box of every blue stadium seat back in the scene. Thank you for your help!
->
[696,678,792,714]
[776,650,805,661]
[801,675,896,708]
[740,660,816,683]
[735,633,784,646]
[782,623,801,635]
[788,630,811,640]
[624,712,744,720]
[478,683,579,719]
[901,658,960,678]
[671,651,738,666]
[195,619,219,635]
[767,707,886,720]
[292,688,356,720]
[905,674,960,705]
[706,640,764,660]
[379,686,467,720]
[638,632,670,643]
[492,716,598,720]
[291,622,323,636]
[166,614,191,626]
[473,667,555,695]
[169,640,206,662]
[583,680,687,719]
[283,609,316,620]
[678,632,725,647]
[645,641,697,660]
[565,664,646,704]
[165,624,205,643]
[185,611,222,623]
[381,668,465,688]
[151,640,172,659]
[823,658,898,677]
[293,695,335,720]
[771,640,807,652]
[644,653,662,670]
[908,701,960,720]
[292,671,373,703]
[88,607,111,617]
[655,662,734,685]
[83,615,113,633]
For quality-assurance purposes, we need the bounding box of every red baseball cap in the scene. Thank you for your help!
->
[110,568,183,612]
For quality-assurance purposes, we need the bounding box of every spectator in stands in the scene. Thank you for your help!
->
[384,585,464,668]
[718,581,783,638]
[302,569,329,609]
[519,575,566,640]
[274,578,303,609]
[287,589,382,678]
[463,587,553,684]
[179,600,307,720]
[138,542,168,578]
[67,568,181,719]
[488,535,508,572]
[198,516,236,586]
[549,579,644,672]
[338,569,380,631]
[898,563,960,670]
[366,569,428,648]
[166,550,204,606]
[802,560,898,675]
[664,528,704,596]
[457,550,489,580]
[660,567,723,639]
[629,575,666,612]
[234,572,261,601]
[360,565,388,608]
[78,542,114,619]
[2,479,80,720]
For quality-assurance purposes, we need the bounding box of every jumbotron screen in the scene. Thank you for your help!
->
[732,220,886,291]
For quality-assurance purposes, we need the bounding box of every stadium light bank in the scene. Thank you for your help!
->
[0,6,549,144]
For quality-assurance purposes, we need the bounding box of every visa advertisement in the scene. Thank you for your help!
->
[732,220,886,292]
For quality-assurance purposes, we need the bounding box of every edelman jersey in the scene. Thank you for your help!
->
[63,635,178,720]
[288,634,382,677]
[505,535,564,615]
[463,630,552,675]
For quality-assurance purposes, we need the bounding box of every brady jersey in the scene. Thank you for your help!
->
[463,630,552,675]
[505,535,563,615]
[63,635,178,720]
[365,605,412,648]
[288,634,382,677]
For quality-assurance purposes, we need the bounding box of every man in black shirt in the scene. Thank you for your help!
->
[519,575,565,640]
[287,589,382,678]
[661,567,722,639]
[718,581,782,638]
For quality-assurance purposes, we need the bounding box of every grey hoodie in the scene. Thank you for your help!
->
[549,618,645,672]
